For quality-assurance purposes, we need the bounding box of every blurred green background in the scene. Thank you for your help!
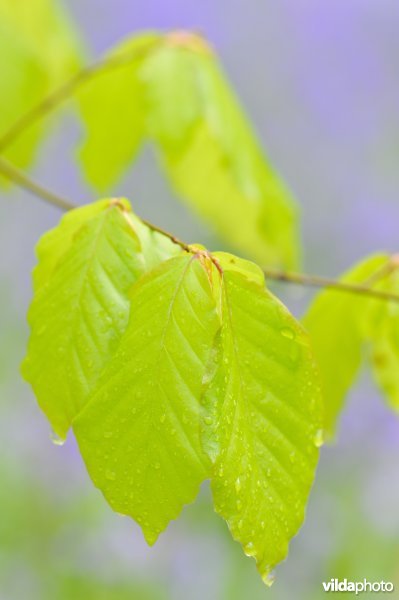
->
[1,1,399,598]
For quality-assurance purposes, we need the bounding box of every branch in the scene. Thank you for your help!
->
[0,39,160,154]
[2,158,399,303]
[263,267,399,303]
[0,157,74,211]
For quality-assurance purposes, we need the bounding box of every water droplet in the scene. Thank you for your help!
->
[314,428,324,448]
[236,499,243,511]
[204,416,212,425]
[160,414,166,423]
[235,477,242,493]
[280,327,295,340]
[244,542,256,557]
[49,430,65,446]
[106,470,116,481]
[262,569,276,587]
[154,462,161,470]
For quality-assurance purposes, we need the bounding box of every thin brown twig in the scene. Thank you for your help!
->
[2,155,399,303]
[263,268,399,303]
[140,218,191,253]
[0,157,74,211]
[362,255,399,287]
[2,29,398,304]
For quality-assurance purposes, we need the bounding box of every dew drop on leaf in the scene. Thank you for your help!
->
[261,569,276,588]
[49,430,65,446]
[280,327,295,340]
[244,542,256,557]
[313,428,324,448]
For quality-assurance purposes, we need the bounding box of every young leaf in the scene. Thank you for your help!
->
[73,254,221,544]
[303,254,389,436]
[23,199,178,439]
[371,313,399,411]
[368,267,399,412]
[78,31,300,269]
[212,251,265,286]
[0,22,47,170]
[144,33,300,269]
[32,198,112,292]
[78,34,159,189]
[202,267,322,584]
[0,0,82,169]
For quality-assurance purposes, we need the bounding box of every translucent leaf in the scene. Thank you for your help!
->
[303,254,389,436]
[0,0,82,168]
[368,268,399,412]
[32,198,111,292]
[78,31,300,269]
[23,199,179,439]
[73,254,221,544]
[212,251,265,286]
[78,34,159,189]
[144,34,299,269]
[202,267,322,583]
[371,314,399,411]
[0,22,47,169]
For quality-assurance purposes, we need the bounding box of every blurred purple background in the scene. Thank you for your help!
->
[1,1,399,598]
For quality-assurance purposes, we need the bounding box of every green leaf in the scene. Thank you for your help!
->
[73,254,221,544]
[78,31,300,269]
[212,251,265,286]
[368,267,399,412]
[0,0,81,169]
[32,198,111,292]
[78,34,159,189]
[202,267,322,584]
[23,198,178,439]
[371,312,399,411]
[145,34,300,269]
[303,254,389,436]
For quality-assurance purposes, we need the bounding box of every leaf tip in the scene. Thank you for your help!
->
[142,526,161,547]
[261,568,276,588]
[166,30,213,56]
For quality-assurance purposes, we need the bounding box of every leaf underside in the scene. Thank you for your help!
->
[78,32,300,269]
[303,253,394,436]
